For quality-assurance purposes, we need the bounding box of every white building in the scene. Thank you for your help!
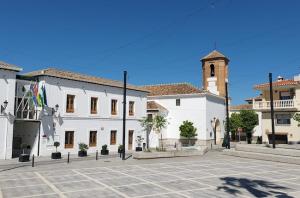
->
[1,65,148,159]
[0,62,22,159]
[143,50,229,148]
[144,83,226,148]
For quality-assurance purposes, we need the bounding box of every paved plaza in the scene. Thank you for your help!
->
[0,152,300,198]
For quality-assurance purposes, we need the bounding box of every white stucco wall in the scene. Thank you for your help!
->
[148,93,226,147]
[34,76,148,156]
[252,111,263,137]
[0,69,17,159]
[205,95,226,142]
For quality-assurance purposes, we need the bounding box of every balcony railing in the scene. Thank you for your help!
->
[253,99,295,110]
[15,97,40,120]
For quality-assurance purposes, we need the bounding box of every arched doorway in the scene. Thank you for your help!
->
[215,119,221,144]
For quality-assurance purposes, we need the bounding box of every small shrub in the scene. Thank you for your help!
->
[102,144,108,151]
[118,144,124,150]
[78,143,88,151]
[54,141,60,152]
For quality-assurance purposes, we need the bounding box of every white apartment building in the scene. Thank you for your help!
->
[253,75,300,144]
[0,63,147,159]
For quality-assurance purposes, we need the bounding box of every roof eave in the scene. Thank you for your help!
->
[254,84,299,90]
[25,73,149,93]
[0,67,23,72]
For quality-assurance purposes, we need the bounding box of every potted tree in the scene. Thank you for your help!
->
[101,144,109,155]
[19,143,30,162]
[51,141,61,159]
[135,136,144,152]
[118,145,124,153]
[179,120,197,146]
[78,143,88,157]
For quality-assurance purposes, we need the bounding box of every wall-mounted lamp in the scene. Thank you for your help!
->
[1,100,8,114]
[52,104,59,116]
[55,104,59,112]
[210,117,216,127]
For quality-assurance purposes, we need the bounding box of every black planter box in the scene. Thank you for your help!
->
[51,152,61,159]
[19,154,30,162]
[135,147,143,152]
[101,150,109,155]
[78,150,87,157]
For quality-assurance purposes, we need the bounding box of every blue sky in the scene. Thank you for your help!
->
[1,0,300,104]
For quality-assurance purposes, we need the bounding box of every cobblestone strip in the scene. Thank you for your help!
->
[72,169,129,198]
[34,172,66,198]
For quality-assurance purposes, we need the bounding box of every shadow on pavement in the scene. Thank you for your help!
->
[217,177,294,198]
[0,164,28,173]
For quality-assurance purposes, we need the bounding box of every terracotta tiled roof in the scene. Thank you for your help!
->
[230,104,253,111]
[0,61,22,72]
[143,83,203,96]
[147,101,167,111]
[254,80,299,89]
[24,68,148,92]
[245,95,262,102]
[201,50,229,61]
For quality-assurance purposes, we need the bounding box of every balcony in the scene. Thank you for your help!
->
[15,97,41,120]
[253,99,296,110]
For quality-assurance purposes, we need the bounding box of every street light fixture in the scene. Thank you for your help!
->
[55,104,59,112]
[52,104,59,116]
[1,100,8,114]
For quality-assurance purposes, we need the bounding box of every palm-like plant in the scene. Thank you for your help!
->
[153,115,168,150]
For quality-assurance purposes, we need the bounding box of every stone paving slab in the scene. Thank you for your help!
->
[157,179,210,191]
[0,152,299,198]
[115,183,169,197]
[53,180,104,193]
[100,176,141,187]
[64,188,123,198]
[1,185,54,197]
[0,177,44,188]
[44,174,88,184]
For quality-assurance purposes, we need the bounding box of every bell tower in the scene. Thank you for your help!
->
[201,50,229,97]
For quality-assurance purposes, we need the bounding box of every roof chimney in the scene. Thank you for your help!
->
[277,76,284,81]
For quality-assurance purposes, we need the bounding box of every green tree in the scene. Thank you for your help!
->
[153,115,168,150]
[239,110,258,144]
[179,120,197,146]
[293,113,300,127]
[229,113,243,140]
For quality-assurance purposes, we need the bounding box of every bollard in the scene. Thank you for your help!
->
[96,150,98,160]
[67,152,70,164]
[32,154,35,167]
